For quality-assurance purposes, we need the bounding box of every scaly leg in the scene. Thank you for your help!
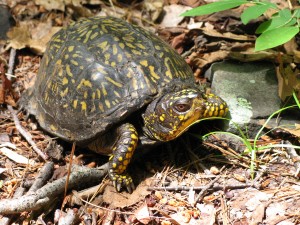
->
[108,123,138,193]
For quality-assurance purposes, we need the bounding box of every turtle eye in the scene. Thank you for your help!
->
[173,103,191,112]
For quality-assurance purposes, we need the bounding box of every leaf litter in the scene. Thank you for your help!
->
[0,0,300,224]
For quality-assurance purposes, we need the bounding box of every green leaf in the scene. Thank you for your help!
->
[241,4,270,24]
[256,9,295,33]
[181,0,248,17]
[255,26,299,51]
[294,8,300,18]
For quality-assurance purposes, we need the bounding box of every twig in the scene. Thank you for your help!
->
[148,183,254,192]
[27,162,54,194]
[0,163,108,215]
[0,186,26,225]
[285,140,300,177]
[7,48,16,80]
[63,143,76,204]
[193,166,225,206]
[7,105,48,161]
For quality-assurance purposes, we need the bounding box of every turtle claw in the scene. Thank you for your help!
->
[127,182,135,194]
[109,171,135,193]
[116,182,122,192]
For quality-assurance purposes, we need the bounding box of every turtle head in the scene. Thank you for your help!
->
[143,89,228,142]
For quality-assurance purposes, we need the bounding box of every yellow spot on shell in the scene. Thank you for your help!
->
[83,30,92,43]
[126,42,135,48]
[60,87,68,97]
[117,54,122,62]
[98,41,108,50]
[105,77,122,87]
[114,90,121,98]
[98,103,104,112]
[105,99,111,108]
[96,67,107,75]
[96,89,101,98]
[50,125,57,131]
[119,43,125,49]
[68,46,74,52]
[83,91,88,99]
[112,44,117,55]
[78,79,92,89]
[70,60,78,66]
[118,156,123,161]
[83,80,92,87]
[140,60,148,67]
[136,43,146,49]
[62,77,68,85]
[149,66,160,80]
[104,53,110,61]
[58,68,63,77]
[81,101,87,111]
[112,163,117,168]
[90,32,98,40]
[166,70,172,79]
[66,64,73,77]
[132,49,141,55]
[73,99,78,109]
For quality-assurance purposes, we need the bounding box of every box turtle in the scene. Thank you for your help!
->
[20,17,228,193]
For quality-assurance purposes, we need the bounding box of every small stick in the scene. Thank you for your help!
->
[7,105,48,160]
[7,48,16,80]
[285,140,300,177]
[148,183,253,192]
[193,173,222,206]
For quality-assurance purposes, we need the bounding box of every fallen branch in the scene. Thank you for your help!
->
[27,161,54,194]
[0,163,108,215]
[7,105,48,161]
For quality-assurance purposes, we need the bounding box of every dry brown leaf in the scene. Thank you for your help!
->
[135,202,151,224]
[103,179,150,208]
[281,124,300,137]
[160,5,191,28]
[276,65,300,101]
[7,23,61,54]
[144,0,164,22]
[34,0,102,11]
[34,0,66,11]
[202,27,255,41]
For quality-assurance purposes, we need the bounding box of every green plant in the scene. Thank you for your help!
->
[181,0,300,51]
[200,99,300,178]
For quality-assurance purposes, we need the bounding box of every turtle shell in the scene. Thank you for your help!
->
[22,17,197,144]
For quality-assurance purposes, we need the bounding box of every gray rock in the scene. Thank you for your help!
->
[0,6,15,40]
[205,61,281,137]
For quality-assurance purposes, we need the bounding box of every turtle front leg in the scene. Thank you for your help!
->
[108,123,138,193]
